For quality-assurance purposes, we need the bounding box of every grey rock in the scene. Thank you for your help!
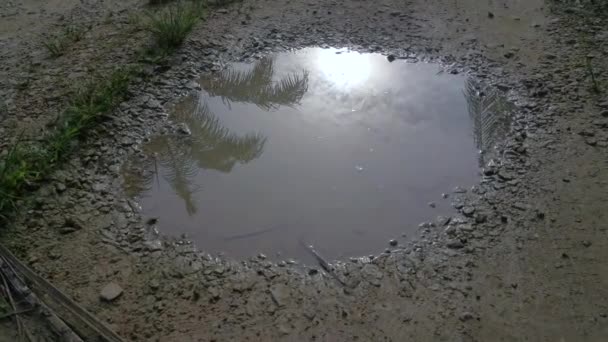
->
[462,206,476,217]
[428,202,436,208]
[512,202,529,211]
[361,264,383,287]
[389,239,398,247]
[585,138,597,146]
[55,182,67,193]
[460,312,475,321]
[207,286,221,300]
[270,284,290,307]
[65,216,85,230]
[453,186,467,193]
[149,279,160,291]
[498,170,514,181]
[436,216,451,226]
[100,282,123,302]
[447,240,465,249]
[177,123,191,135]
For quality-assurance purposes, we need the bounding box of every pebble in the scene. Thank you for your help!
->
[100,282,124,302]
[585,138,597,146]
[462,206,476,217]
[453,186,467,193]
[55,182,67,193]
[459,312,475,321]
[177,123,191,135]
[498,170,514,181]
[389,239,398,246]
[512,202,528,211]
[447,240,465,249]
[270,284,290,307]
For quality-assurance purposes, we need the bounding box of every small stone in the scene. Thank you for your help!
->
[462,206,476,217]
[146,217,158,225]
[601,110,608,117]
[535,210,545,220]
[208,286,221,300]
[59,227,78,234]
[387,54,396,62]
[453,186,467,193]
[475,214,487,224]
[55,183,67,193]
[64,216,86,230]
[149,279,160,291]
[389,239,398,247]
[48,250,61,260]
[177,123,191,135]
[488,11,494,18]
[308,268,319,276]
[585,138,597,146]
[447,240,465,249]
[436,216,451,226]
[512,202,528,211]
[270,284,290,307]
[277,324,291,335]
[460,312,475,321]
[441,193,449,199]
[582,240,592,247]
[428,202,436,208]
[504,51,515,59]
[544,53,557,60]
[498,170,514,181]
[100,282,123,302]
[257,253,267,260]
[496,83,510,92]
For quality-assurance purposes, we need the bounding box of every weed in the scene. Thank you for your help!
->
[585,57,602,94]
[43,38,69,58]
[149,0,177,4]
[42,25,86,58]
[146,1,204,53]
[0,67,136,224]
[207,0,243,8]
[64,25,85,42]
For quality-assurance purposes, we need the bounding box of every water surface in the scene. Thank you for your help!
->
[124,48,511,261]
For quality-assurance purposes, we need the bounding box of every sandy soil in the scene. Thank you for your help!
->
[0,0,607,341]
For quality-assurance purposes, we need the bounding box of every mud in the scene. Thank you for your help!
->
[1,0,607,341]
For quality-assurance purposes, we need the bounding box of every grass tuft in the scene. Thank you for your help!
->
[42,25,86,58]
[146,2,204,53]
[585,57,602,94]
[43,39,69,58]
[0,67,137,224]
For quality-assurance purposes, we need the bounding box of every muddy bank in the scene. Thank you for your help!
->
[1,0,607,341]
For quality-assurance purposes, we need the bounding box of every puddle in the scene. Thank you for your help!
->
[124,48,512,262]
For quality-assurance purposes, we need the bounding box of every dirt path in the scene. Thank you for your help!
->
[1,0,607,341]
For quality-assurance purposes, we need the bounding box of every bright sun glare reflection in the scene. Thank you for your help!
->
[315,49,372,88]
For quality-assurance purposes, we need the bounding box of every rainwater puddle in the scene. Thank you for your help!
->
[124,48,512,262]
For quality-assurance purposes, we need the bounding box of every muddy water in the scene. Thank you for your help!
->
[125,48,511,262]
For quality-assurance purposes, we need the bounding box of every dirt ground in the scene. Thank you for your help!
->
[1,0,607,341]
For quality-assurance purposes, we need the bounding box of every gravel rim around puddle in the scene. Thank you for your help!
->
[1,0,607,340]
